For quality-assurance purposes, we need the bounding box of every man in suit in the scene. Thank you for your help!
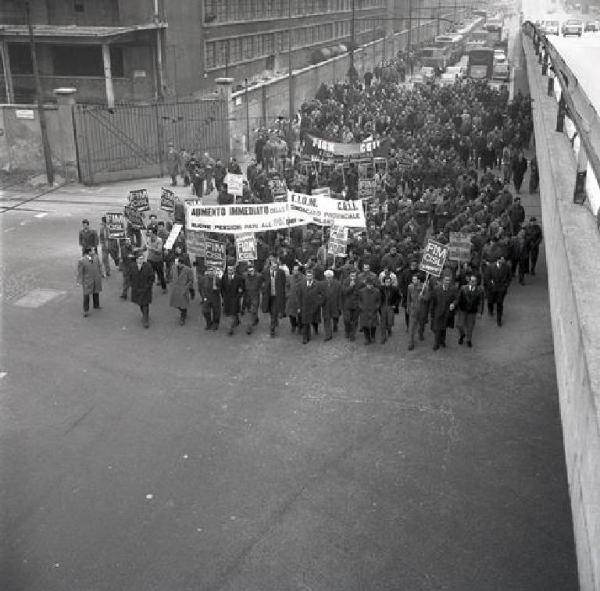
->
[129,248,155,328]
[341,270,361,341]
[524,216,543,275]
[221,265,245,335]
[456,274,484,347]
[406,273,430,351]
[483,255,512,326]
[261,260,287,337]
[169,253,194,325]
[199,267,222,330]
[321,269,342,341]
[430,274,458,350]
[298,269,324,344]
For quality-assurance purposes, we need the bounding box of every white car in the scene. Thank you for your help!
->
[562,19,584,36]
[494,50,507,63]
[439,72,458,86]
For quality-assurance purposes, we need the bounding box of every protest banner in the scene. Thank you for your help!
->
[225,173,244,197]
[204,237,227,272]
[235,233,257,262]
[106,212,126,239]
[448,232,472,263]
[124,204,145,229]
[328,225,348,257]
[160,188,175,213]
[306,134,381,156]
[358,178,377,200]
[128,189,150,212]
[164,223,183,251]
[419,239,449,277]
[287,191,367,228]
[186,230,206,257]
[186,202,296,234]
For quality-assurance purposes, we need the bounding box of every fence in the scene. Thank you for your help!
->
[73,99,229,185]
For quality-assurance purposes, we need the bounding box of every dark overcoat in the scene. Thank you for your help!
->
[429,285,458,331]
[298,280,324,324]
[261,268,287,315]
[77,254,103,295]
[130,261,154,306]
[221,273,245,316]
[169,263,194,309]
[321,279,343,320]
[359,287,381,328]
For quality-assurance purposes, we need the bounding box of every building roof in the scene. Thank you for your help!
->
[0,22,167,41]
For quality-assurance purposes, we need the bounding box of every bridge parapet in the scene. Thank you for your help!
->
[522,24,600,591]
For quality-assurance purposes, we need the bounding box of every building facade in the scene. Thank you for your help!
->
[0,0,436,105]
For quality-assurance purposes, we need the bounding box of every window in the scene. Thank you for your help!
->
[230,38,242,63]
[263,33,273,55]
[7,43,33,75]
[242,36,252,60]
[204,0,217,23]
[205,42,216,69]
[52,45,124,77]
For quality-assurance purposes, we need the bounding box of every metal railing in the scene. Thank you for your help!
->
[523,21,600,221]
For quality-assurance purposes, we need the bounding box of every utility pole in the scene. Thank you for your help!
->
[408,0,413,50]
[288,0,293,134]
[350,0,356,75]
[25,1,54,186]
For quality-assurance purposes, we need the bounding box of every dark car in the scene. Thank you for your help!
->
[584,20,599,32]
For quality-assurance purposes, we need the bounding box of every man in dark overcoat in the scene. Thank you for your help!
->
[483,255,512,326]
[243,264,263,334]
[297,269,324,344]
[358,276,381,345]
[430,274,458,350]
[456,274,484,347]
[199,267,222,330]
[129,249,155,328]
[321,269,342,341]
[261,260,287,337]
[221,265,245,335]
[342,270,360,341]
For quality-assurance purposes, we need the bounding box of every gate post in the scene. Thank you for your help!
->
[53,87,78,182]
[216,77,237,164]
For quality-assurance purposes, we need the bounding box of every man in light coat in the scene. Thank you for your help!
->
[169,253,194,325]
[321,269,342,341]
[77,247,103,317]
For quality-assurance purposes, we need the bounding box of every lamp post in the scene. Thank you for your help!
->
[25,0,54,186]
[288,0,293,133]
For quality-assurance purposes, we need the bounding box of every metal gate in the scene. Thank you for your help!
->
[73,99,229,185]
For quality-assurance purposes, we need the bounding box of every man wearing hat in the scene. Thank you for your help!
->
[78,219,98,256]
[167,142,180,186]
[358,276,381,345]
[129,248,155,328]
[524,216,542,276]
[221,264,245,335]
[243,264,263,334]
[261,260,287,337]
[298,269,324,344]
[77,247,103,317]
[321,269,342,341]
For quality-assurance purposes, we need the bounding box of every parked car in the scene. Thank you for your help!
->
[492,62,510,81]
[439,72,458,86]
[494,49,507,63]
[541,20,560,35]
[584,20,599,32]
[562,19,584,36]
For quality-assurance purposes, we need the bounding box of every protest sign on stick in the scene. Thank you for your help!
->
[124,205,145,229]
[128,189,150,212]
[448,232,472,263]
[106,212,126,239]
[419,239,449,277]
[235,233,257,262]
[204,237,227,272]
[160,188,175,213]
[328,225,348,257]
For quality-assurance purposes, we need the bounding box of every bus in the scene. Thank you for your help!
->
[467,48,495,79]
[420,46,452,69]
[434,34,465,63]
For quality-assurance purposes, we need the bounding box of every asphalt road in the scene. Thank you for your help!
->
[0,174,578,591]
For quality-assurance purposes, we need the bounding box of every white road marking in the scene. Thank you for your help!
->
[34,212,48,218]
[13,289,67,308]
[0,372,7,379]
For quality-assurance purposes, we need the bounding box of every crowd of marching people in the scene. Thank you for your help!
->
[77,62,543,350]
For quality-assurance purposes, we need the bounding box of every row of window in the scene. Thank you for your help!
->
[203,0,385,24]
[204,19,383,70]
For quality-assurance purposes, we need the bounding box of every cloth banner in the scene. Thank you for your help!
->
[328,225,348,257]
[312,187,331,197]
[124,204,145,229]
[306,134,380,157]
[419,239,449,277]
[448,232,472,262]
[164,223,183,251]
[106,212,126,239]
[235,233,257,262]
[160,188,175,213]
[186,230,206,257]
[287,191,366,228]
[204,237,227,272]
[186,202,303,234]
[225,173,244,197]
[128,189,150,212]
